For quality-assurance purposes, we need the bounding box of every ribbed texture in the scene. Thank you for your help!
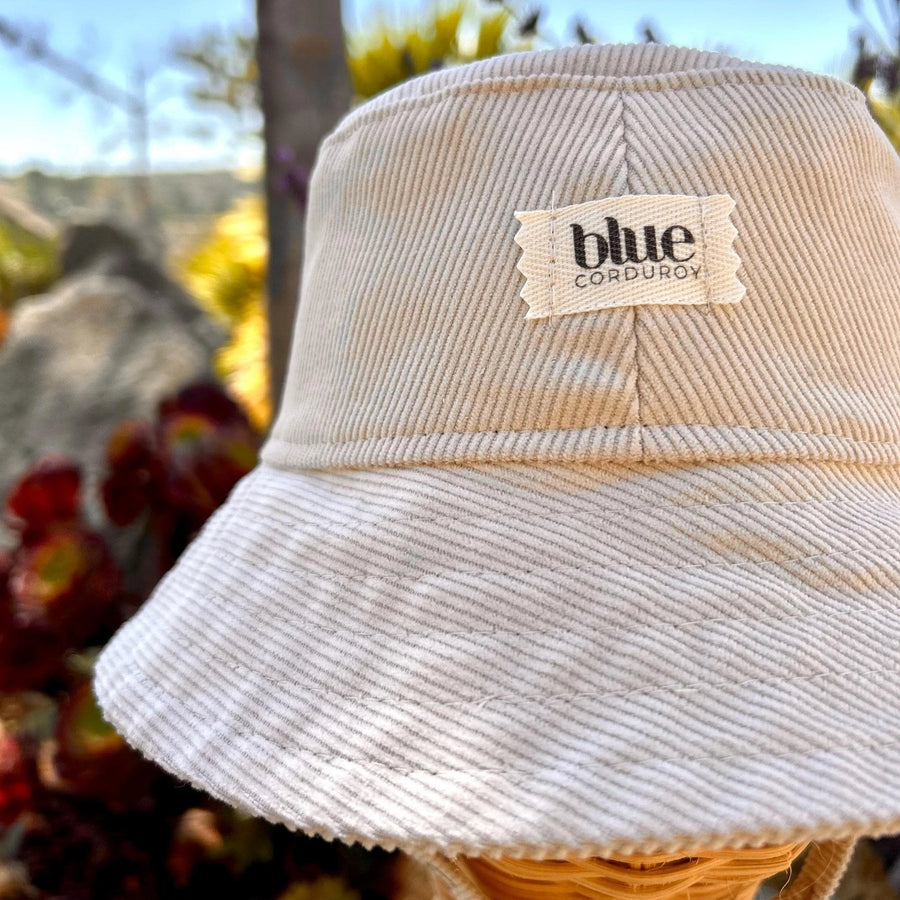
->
[95,457,900,858]
[262,43,899,469]
[328,43,861,137]
[92,42,900,900]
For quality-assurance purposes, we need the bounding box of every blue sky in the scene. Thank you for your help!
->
[0,0,877,174]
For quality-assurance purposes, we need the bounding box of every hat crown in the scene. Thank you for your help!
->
[262,42,900,470]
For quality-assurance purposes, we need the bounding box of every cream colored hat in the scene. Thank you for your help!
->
[94,41,900,900]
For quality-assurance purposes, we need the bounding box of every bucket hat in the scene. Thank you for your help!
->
[93,41,900,900]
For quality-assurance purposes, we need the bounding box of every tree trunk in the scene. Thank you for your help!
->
[256,0,351,420]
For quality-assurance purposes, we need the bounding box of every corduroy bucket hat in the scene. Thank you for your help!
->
[94,40,900,900]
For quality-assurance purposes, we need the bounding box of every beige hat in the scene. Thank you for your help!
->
[93,41,900,900]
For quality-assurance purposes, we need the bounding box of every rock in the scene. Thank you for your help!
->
[0,221,226,548]
[58,219,223,352]
[58,220,139,274]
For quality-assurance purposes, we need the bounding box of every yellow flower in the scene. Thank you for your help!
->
[176,194,271,430]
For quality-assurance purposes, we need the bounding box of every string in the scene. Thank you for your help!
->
[423,838,858,900]
[458,841,809,900]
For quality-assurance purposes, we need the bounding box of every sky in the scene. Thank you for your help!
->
[0,0,879,175]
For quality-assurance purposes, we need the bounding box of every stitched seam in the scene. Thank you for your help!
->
[323,70,862,150]
[548,191,556,317]
[201,524,897,587]
[175,593,892,649]
[112,671,900,781]
[698,195,712,308]
[619,83,645,463]
[262,424,900,457]
[218,494,900,538]
[130,643,900,708]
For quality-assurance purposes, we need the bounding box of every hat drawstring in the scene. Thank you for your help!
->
[776,838,858,900]
[423,851,493,900]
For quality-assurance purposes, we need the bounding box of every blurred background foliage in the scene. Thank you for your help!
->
[0,220,57,314]
[177,192,271,430]
[168,0,899,426]
[344,1,538,97]
[851,17,900,147]
[1,0,898,401]
[0,0,898,897]
[173,29,261,138]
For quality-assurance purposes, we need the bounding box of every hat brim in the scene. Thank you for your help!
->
[93,456,900,859]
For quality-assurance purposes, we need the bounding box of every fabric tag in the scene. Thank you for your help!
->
[513,194,744,319]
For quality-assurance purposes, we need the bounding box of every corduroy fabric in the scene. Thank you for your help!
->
[262,43,899,470]
[96,456,900,855]
[93,41,900,900]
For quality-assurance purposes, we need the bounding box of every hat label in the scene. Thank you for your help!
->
[513,194,744,319]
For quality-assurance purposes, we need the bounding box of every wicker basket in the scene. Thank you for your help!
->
[431,841,811,900]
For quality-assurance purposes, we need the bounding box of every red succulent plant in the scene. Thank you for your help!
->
[0,382,400,897]
[5,455,81,546]
[9,527,120,635]
[43,680,158,810]
[0,728,32,827]
[100,381,259,576]
[1,462,121,691]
